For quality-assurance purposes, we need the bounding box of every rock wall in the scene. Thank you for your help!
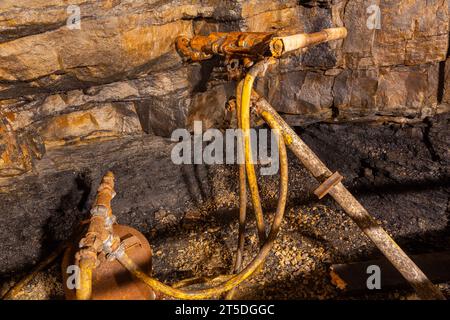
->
[1,0,449,178]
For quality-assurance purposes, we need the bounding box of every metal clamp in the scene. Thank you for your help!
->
[314,171,343,199]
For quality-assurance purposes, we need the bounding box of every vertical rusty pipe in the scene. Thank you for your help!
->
[226,80,248,300]
[270,27,348,57]
[253,92,445,300]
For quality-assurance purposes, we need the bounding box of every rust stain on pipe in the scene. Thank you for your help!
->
[253,92,445,300]
[314,171,344,199]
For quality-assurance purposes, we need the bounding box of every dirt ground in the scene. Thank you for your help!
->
[1,113,449,300]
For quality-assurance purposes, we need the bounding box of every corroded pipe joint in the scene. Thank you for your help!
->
[75,249,97,268]
[94,171,116,210]
[102,233,121,257]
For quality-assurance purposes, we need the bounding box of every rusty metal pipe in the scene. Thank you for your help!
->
[253,92,445,300]
[2,242,68,300]
[75,171,117,300]
[118,126,289,300]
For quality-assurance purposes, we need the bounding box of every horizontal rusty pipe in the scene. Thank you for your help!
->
[253,92,445,301]
[2,222,87,300]
[176,32,274,61]
[3,242,68,300]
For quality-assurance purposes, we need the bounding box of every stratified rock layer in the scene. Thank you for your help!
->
[0,0,449,176]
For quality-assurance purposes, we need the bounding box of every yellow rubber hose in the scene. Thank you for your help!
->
[225,63,270,299]
[76,259,94,300]
[2,223,87,300]
[172,275,235,289]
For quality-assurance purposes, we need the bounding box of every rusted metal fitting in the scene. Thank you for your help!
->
[269,38,284,58]
[74,249,97,268]
[102,234,120,253]
[314,171,344,199]
[78,232,103,249]
[106,243,126,262]
[64,171,155,300]
[226,58,242,80]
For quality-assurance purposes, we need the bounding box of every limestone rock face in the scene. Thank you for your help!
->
[0,0,449,177]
